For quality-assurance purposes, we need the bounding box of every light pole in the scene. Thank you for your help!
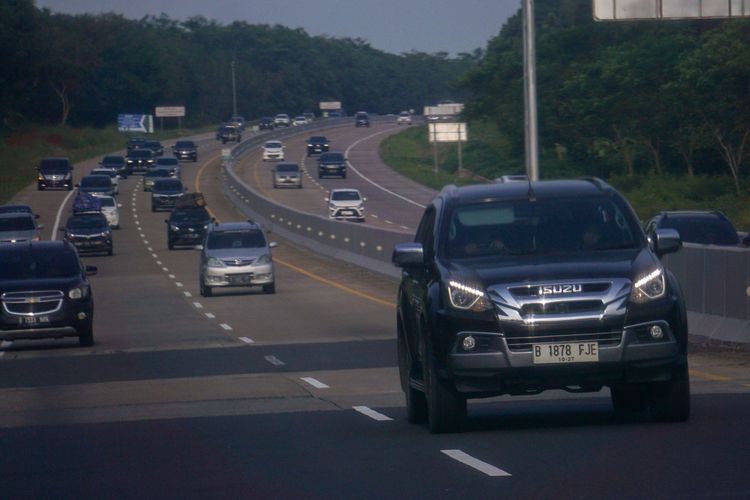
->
[523,0,539,181]
[231,60,237,118]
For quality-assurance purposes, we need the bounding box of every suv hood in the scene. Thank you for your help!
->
[330,199,361,208]
[207,248,267,260]
[445,248,658,288]
[0,276,81,293]
[0,229,37,242]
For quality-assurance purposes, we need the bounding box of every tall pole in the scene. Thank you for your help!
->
[523,0,539,181]
[231,60,237,118]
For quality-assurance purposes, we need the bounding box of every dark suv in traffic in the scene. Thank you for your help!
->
[172,140,198,162]
[165,206,212,249]
[37,157,74,191]
[393,179,689,433]
[0,240,96,346]
[317,152,347,178]
[644,210,742,247]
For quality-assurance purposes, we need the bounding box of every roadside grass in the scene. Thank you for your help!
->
[0,125,213,204]
[379,123,750,230]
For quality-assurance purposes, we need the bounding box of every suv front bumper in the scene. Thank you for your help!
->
[202,263,275,288]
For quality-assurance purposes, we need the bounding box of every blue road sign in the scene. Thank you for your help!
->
[117,114,153,133]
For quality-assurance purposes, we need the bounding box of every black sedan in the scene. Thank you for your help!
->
[61,213,113,256]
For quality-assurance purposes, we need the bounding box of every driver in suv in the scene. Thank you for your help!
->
[393,179,689,433]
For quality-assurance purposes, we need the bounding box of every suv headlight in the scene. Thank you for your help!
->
[630,268,666,303]
[447,280,492,312]
[206,257,225,268]
[68,286,89,299]
[256,254,272,265]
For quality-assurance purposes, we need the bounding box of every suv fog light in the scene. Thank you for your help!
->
[78,312,87,320]
[462,336,476,351]
[650,325,664,340]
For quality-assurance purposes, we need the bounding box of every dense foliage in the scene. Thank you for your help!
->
[1,1,475,130]
[460,0,750,195]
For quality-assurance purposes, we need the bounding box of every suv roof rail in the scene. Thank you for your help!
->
[580,177,612,191]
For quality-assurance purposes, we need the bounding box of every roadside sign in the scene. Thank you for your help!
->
[222,148,232,160]
[424,103,464,117]
[428,122,468,143]
[117,114,153,133]
[155,106,185,117]
[594,0,750,20]
[319,101,342,111]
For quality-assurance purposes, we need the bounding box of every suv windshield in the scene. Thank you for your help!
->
[153,179,183,192]
[39,159,70,173]
[171,208,209,223]
[444,197,640,258]
[0,248,79,279]
[659,215,739,245]
[0,215,35,231]
[207,230,266,250]
[81,176,111,187]
[67,214,108,230]
[321,153,343,162]
[276,164,298,173]
[175,141,194,148]
[129,150,152,158]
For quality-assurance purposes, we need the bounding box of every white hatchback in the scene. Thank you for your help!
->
[97,196,121,229]
[262,141,285,161]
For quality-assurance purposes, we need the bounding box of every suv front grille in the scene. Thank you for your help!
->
[521,300,602,316]
[2,290,65,316]
[223,258,255,267]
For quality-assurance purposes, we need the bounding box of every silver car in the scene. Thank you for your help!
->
[198,221,277,297]
[273,163,302,189]
[326,188,366,222]
[0,212,43,243]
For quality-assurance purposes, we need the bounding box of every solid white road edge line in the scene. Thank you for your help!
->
[51,188,77,239]
[300,377,330,389]
[353,406,393,421]
[441,450,511,477]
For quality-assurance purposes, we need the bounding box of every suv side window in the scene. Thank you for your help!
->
[415,207,436,259]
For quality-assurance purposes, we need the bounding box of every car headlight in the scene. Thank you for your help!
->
[37,174,44,181]
[256,254,272,265]
[630,267,666,303]
[207,257,225,268]
[68,286,89,299]
[447,280,492,312]
[170,225,180,231]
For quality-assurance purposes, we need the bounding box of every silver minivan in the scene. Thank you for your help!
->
[198,221,277,297]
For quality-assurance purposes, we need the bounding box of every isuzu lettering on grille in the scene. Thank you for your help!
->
[538,284,582,295]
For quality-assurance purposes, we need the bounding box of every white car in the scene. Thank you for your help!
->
[90,168,120,195]
[326,188,366,222]
[274,114,291,127]
[292,116,307,126]
[98,195,121,229]
[262,141,285,161]
[397,111,412,125]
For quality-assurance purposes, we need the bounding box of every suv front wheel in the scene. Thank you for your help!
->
[424,341,466,433]
[398,320,427,423]
[200,278,212,297]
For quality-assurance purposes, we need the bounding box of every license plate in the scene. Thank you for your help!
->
[18,315,50,326]
[227,274,252,285]
[532,342,598,364]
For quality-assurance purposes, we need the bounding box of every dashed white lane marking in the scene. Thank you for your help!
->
[147,246,153,251]
[169,274,176,279]
[300,377,330,389]
[193,302,203,309]
[353,406,393,421]
[384,220,394,225]
[441,450,511,477]
[239,336,254,344]
[184,291,192,297]
[162,267,169,272]
[175,282,184,288]
[1,341,12,348]
[151,253,158,258]
[139,233,145,238]
[400,225,409,230]
[370,214,378,219]
[264,355,285,366]
[205,313,215,319]
[156,260,162,265]
[0,352,5,358]
[220,323,232,330]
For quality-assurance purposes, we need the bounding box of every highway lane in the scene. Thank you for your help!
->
[2,123,750,498]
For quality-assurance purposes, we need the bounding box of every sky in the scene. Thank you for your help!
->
[34,0,521,56]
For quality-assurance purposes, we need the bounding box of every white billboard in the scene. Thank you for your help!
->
[424,103,464,117]
[594,0,750,20]
[155,106,185,117]
[319,101,342,110]
[428,122,468,143]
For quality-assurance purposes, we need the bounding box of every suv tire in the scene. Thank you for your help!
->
[398,323,427,423]
[611,384,650,413]
[650,363,690,422]
[425,342,465,433]
[200,279,212,297]
[79,323,94,347]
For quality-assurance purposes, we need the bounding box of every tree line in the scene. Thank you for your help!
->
[460,0,750,194]
[1,0,477,130]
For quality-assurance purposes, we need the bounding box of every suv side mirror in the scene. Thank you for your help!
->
[392,243,424,267]
[653,228,681,257]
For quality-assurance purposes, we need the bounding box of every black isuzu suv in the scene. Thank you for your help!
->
[393,179,689,433]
